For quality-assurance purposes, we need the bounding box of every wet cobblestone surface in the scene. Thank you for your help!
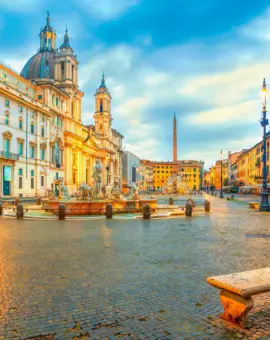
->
[0,196,270,339]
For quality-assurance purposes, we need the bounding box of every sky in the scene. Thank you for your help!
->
[1,0,270,168]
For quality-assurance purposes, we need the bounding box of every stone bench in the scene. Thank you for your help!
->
[249,202,259,209]
[206,268,270,327]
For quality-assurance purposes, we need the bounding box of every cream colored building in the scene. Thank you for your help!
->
[140,160,154,191]
[0,13,123,197]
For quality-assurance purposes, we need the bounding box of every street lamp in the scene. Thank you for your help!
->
[259,78,270,211]
[220,150,224,198]
[211,172,214,195]
[105,156,110,186]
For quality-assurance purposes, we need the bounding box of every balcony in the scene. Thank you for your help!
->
[0,151,19,160]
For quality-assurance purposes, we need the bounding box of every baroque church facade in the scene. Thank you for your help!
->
[0,13,123,197]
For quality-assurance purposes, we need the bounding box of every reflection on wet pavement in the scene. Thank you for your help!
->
[0,196,269,339]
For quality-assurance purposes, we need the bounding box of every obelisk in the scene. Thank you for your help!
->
[173,113,177,162]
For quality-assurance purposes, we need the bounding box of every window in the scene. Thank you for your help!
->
[132,167,137,182]
[30,123,34,134]
[72,65,75,81]
[19,169,23,176]
[31,170,34,177]
[5,113,9,125]
[56,97,59,106]
[60,119,63,129]
[41,126,45,137]
[31,178,34,189]
[41,148,45,161]
[41,176,44,187]
[19,106,23,113]
[55,142,61,164]
[52,95,55,105]
[4,139,10,153]
[52,147,55,162]
[56,172,59,180]
[5,99,10,107]
[18,118,23,130]
[100,99,103,112]
[19,177,23,189]
[18,142,23,156]
[60,101,63,109]
[56,116,59,127]
[30,146,35,159]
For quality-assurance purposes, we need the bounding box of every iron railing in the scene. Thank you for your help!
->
[0,151,19,160]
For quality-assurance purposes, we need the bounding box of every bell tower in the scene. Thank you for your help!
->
[54,27,78,87]
[94,73,112,137]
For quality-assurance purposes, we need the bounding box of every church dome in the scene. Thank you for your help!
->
[20,50,56,80]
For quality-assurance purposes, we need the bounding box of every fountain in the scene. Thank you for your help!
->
[41,159,157,216]
[163,173,190,195]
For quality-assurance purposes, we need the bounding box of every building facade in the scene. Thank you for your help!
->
[122,151,140,189]
[146,160,203,191]
[0,14,123,197]
[140,159,154,191]
[210,133,270,188]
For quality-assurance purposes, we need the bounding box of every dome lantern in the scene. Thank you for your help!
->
[39,11,56,52]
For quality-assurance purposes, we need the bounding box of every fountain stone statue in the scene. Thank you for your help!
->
[125,182,140,200]
[59,181,70,199]
[163,173,189,195]
[92,158,103,199]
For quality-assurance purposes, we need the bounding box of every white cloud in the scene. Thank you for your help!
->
[144,72,168,86]
[179,62,268,107]
[79,44,141,88]
[239,7,270,41]
[124,122,161,159]
[188,100,259,125]
[76,0,140,20]
[117,97,150,116]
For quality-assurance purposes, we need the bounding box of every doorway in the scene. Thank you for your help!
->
[3,166,12,196]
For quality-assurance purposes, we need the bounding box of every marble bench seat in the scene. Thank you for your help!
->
[206,267,270,327]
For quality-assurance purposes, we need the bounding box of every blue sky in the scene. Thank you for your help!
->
[1,0,270,168]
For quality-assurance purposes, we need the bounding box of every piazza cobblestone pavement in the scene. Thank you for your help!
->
[0,195,270,339]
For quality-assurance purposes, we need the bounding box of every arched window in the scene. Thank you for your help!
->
[100,99,103,112]
[41,126,45,137]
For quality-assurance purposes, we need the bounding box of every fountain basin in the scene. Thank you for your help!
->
[41,198,157,215]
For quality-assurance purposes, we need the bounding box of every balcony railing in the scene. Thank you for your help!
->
[0,151,19,160]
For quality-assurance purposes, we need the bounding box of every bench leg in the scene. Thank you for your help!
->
[220,290,254,327]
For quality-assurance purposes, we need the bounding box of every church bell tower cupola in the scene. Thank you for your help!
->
[39,12,56,51]
[54,26,78,87]
[59,27,73,54]
[94,73,112,137]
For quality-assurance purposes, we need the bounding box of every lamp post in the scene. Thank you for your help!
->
[105,156,110,186]
[259,78,270,211]
[220,150,224,198]
[211,172,214,195]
